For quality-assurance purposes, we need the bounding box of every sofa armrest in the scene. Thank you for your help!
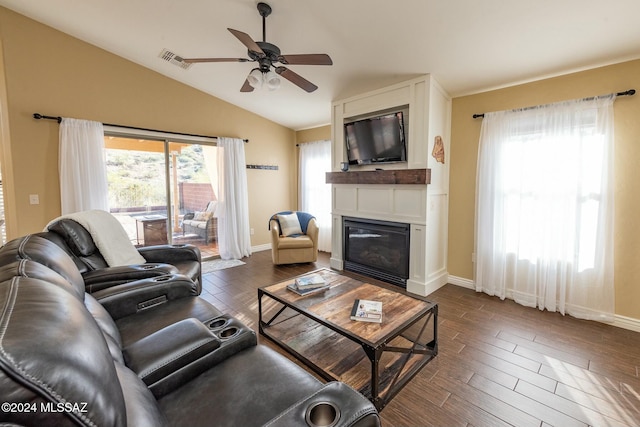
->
[125,315,256,398]
[82,263,179,292]
[264,382,380,427]
[270,219,281,247]
[307,218,319,251]
[123,318,221,396]
[138,244,201,264]
[92,274,199,319]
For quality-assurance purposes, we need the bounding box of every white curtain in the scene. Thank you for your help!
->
[201,144,219,198]
[299,140,332,252]
[216,137,251,259]
[475,95,615,321]
[59,118,109,214]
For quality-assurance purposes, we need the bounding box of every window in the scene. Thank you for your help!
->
[501,124,604,271]
[475,96,615,321]
[299,140,331,252]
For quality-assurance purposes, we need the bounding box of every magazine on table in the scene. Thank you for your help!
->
[287,282,329,296]
[350,299,383,323]
[294,273,326,289]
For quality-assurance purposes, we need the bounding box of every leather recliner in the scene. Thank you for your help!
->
[0,234,381,427]
[36,217,203,293]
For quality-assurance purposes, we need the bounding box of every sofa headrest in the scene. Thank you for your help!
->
[0,259,84,300]
[32,231,92,274]
[46,219,111,271]
[0,235,85,297]
[0,277,127,426]
[48,218,98,257]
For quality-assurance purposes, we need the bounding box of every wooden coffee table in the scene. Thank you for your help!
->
[258,268,438,410]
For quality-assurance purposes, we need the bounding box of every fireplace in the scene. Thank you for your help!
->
[343,217,410,288]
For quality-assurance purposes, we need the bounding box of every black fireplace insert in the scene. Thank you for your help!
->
[343,217,410,287]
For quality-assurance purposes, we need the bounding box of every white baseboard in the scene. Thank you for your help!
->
[406,271,449,297]
[612,314,640,333]
[329,256,343,270]
[446,275,640,333]
[251,243,271,253]
[447,275,474,290]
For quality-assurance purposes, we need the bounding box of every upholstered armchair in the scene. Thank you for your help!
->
[269,211,319,265]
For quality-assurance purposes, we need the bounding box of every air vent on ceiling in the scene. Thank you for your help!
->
[159,49,192,70]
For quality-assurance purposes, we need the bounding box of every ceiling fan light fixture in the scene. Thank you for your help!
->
[264,70,280,91]
[186,2,332,93]
[247,68,263,89]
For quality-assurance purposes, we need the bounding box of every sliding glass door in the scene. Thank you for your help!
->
[105,137,166,246]
[169,142,219,256]
[104,134,219,257]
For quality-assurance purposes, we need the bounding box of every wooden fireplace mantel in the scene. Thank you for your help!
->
[325,168,430,185]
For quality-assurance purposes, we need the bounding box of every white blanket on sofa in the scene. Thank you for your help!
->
[45,209,146,267]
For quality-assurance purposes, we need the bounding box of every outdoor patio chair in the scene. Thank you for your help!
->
[182,201,218,244]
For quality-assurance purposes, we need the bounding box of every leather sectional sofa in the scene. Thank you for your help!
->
[0,233,380,426]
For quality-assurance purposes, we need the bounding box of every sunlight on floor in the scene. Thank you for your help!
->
[545,358,639,426]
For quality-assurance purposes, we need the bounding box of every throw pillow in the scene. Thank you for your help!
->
[193,211,213,221]
[205,201,218,217]
[277,213,303,237]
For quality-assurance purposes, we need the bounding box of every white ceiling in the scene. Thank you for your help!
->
[2,0,640,130]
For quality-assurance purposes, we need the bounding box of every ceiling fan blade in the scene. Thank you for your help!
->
[240,79,255,92]
[279,54,333,66]
[182,57,250,63]
[228,28,264,55]
[275,66,318,93]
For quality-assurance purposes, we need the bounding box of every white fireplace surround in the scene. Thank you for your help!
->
[329,75,451,297]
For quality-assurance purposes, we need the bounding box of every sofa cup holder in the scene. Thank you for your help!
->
[142,265,158,270]
[207,316,244,340]
[218,326,239,340]
[208,318,228,329]
[305,401,341,427]
[153,275,171,282]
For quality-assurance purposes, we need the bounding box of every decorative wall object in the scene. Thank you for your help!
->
[246,164,278,170]
[432,136,445,164]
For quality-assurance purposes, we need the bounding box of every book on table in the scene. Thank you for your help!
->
[294,274,326,289]
[287,282,329,296]
[350,299,383,323]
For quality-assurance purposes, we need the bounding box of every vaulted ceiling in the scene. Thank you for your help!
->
[2,0,640,130]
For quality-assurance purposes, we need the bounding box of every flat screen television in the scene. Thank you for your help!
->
[344,111,406,165]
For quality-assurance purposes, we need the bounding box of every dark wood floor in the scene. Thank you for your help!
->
[200,251,640,427]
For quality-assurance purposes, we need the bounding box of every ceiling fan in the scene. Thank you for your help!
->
[183,2,333,93]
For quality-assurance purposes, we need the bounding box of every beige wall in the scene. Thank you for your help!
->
[0,7,297,248]
[296,125,330,145]
[449,59,640,320]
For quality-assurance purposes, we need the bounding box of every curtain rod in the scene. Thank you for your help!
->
[472,89,636,119]
[32,113,249,143]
